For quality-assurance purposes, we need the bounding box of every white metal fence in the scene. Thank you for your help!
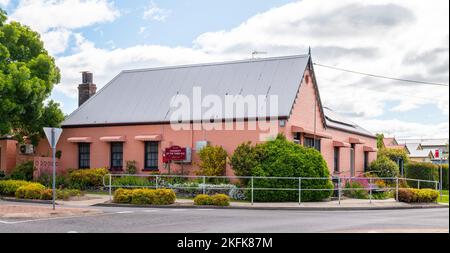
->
[102,174,441,205]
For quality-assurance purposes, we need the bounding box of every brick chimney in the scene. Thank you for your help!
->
[78,71,97,107]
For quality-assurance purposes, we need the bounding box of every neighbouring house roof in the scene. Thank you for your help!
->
[63,55,311,126]
[409,149,434,158]
[398,138,449,147]
[383,137,398,147]
[405,143,422,152]
[323,107,375,138]
[386,144,411,154]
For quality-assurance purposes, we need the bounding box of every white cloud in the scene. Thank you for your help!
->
[9,0,446,138]
[0,0,10,7]
[143,1,171,22]
[138,26,147,35]
[357,119,449,139]
[10,0,120,33]
[41,28,73,55]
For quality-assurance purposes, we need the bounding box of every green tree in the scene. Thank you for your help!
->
[378,148,409,164]
[0,9,64,145]
[376,133,385,149]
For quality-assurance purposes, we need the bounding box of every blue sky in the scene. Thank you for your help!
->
[1,0,449,138]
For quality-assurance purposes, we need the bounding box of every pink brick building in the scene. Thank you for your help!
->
[2,54,378,177]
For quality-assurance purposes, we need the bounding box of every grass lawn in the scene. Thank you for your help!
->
[439,190,449,204]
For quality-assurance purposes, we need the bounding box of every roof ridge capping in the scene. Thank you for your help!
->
[121,54,310,74]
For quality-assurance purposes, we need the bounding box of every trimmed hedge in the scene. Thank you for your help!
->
[194,194,213,206]
[194,194,230,206]
[113,188,176,205]
[442,164,449,190]
[0,180,32,196]
[398,188,439,203]
[211,194,230,206]
[68,168,109,189]
[15,183,46,199]
[405,162,439,189]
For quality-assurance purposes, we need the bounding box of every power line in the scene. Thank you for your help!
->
[313,62,449,87]
[317,77,449,103]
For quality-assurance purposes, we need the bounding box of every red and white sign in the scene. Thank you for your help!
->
[163,146,187,163]
[435,150,440,158]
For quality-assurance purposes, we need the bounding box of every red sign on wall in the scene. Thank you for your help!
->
[163,146,187,162]
[435,150,440,158]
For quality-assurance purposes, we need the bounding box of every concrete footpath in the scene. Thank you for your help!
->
[97,198,449,211]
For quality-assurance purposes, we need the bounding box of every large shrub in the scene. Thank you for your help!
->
[405,162,439,189]
[15,183,46,199]
[441,164,449,190]
[247,135,333,202]
[10,161,34,181]
[398,188,439,203]
[230,142,261,179]
[0,180,32,196]
[68,168,109,189]
[196,145,228,176]
[368,156,399,178]
[113,188,176,205]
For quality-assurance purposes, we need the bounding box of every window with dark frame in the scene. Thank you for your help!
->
[110,142,123,170]
[304,137,321,152]
[78,143,90,169]
[364,152,369,172]
[334,147,340,173]
[145,141,159,171]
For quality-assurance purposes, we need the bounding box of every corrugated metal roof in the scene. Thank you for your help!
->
[323,107,375,137]
[63,55,310,126]
[398,138,449,146]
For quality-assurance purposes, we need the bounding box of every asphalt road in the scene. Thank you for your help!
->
[0,205,448,233]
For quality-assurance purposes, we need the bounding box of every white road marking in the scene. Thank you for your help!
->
[0,212,117,225]
[116,211,134,214]
[67,231,78,233]
[143,210,159,213]
[170,209,187,212]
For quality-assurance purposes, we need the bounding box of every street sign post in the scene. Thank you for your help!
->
[43,127,63,210]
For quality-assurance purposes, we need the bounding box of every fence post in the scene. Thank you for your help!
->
[202,176,206,195]
[396,177,399,202]
[156,175,159,189]
[299,177,302,206]
[108,174,112,201]
[251,177,254,206]
[369,177,372,204]
[338,177,341,205]
[435,181,439,203]
[418,180,420,190]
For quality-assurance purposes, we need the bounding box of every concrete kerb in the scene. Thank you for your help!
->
[0,197,56,205]
[94,202,449,211]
